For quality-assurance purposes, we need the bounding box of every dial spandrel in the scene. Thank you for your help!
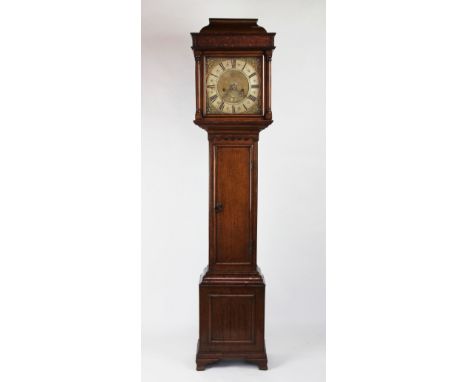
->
[205,57,262,115]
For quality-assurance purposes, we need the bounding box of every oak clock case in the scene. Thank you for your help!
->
[191,18,275,371]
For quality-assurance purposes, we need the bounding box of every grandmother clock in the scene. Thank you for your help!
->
[191,18,275,371]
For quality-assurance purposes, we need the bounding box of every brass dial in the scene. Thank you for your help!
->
[205,57,262,115]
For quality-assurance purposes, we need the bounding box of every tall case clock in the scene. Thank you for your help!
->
[191,18,275,371]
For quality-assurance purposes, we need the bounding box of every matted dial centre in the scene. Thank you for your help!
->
[217,70,249,104]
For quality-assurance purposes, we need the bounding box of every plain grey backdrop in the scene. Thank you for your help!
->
[142,0,325,380]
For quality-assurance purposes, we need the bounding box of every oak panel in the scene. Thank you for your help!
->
[209,294,255,343]
[214,145,252,265]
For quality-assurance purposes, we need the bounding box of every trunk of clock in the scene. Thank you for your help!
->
[196,133,267,371]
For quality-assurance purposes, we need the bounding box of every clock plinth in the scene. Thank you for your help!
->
[196,268,268,371]
[191,18,275,371]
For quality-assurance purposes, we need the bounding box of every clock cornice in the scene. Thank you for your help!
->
[191,18,275,51]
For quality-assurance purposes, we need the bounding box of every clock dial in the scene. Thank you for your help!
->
[205,57,262,115]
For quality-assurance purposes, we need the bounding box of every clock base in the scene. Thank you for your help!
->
[196,340,268,371]
[196,268,267,370]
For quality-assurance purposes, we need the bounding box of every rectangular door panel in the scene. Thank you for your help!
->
[214,145,252,265]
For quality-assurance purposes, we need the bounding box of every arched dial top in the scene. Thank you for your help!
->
[205,57,262,115]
